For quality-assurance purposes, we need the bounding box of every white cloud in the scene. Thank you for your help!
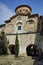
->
[0,4,14,24]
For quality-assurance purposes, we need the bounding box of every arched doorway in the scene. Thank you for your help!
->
[26,44,39,56]
[8,44,15,55]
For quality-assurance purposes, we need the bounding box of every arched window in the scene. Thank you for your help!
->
[26,10,28,12]
[20,10,22,13]
[27,19,34,24]
[17,24,22,31]
[29,20,34,24]
[26,19,35,32]
[23,9,25,11]
[16,21,23,33]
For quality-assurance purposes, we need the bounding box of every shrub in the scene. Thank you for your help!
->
[0,31,7,54]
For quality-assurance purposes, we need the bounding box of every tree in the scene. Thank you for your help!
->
[15,34,19,57]
[0,31,7,54]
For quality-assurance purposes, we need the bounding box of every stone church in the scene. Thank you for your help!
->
[0,5,43,55]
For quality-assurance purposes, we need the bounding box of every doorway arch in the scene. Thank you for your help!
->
[8,44,15,55]
[26,44,39,56]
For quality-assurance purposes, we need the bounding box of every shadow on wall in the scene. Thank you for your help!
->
[32,16,43,65]
[32,33,42,65]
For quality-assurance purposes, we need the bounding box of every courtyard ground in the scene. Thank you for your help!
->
[0,55,43,65]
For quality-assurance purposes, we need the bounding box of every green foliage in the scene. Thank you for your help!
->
[0,31,7,54]
[15,34,19,57]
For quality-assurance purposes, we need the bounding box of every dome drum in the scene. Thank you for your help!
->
[15,5,32,15]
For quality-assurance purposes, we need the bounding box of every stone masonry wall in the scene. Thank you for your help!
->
[7,33,36,55]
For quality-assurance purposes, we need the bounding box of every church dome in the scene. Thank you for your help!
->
[15,5,32,15]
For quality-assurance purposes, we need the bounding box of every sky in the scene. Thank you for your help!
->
[0,0,43,24]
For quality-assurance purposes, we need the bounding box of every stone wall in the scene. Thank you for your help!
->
[0,13,40,55]
[7,33,36,55]
[4,15,38,34]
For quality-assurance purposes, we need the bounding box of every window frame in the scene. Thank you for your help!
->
[16,20,23,33]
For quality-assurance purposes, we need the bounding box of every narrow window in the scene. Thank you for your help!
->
[18,26,21,30]
[20,10,22,12]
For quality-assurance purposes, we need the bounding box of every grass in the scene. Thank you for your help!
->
[0,55,43,65]
[0,55,33,65]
